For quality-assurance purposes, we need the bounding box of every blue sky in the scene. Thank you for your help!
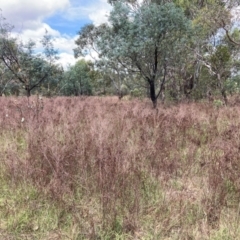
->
[45,14,91,36]
[0,0,112,68]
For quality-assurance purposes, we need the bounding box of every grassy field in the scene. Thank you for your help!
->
[1,96,240,239]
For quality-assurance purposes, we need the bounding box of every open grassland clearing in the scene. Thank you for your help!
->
[1,96,240,239]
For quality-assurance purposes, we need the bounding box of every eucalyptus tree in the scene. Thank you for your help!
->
[0,15,61,97]
[60,59,93,96]
[171,0,240,101]
[75,1,191,107]
[0,61,12,95]
[96,59,139,98]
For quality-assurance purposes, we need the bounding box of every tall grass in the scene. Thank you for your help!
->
[1,96,240,239]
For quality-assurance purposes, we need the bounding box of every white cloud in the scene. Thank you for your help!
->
[57,52,78,69]
[21,32,79,68]
[57,44,100,70]
[16,24,60,43]
[1,0,70,30]
[231,6,240,21]
[89,8,110,26]
[54,35,97,69]
[54,35,78,54]
[57,53,98,70]
[65,0,111,26]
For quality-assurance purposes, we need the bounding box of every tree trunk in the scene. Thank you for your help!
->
[183,75,194,99]
[218,74,228,105]
[221,89,228,105]
[26,86,31,97]
[117,88,123,100]
[149,81,157,108]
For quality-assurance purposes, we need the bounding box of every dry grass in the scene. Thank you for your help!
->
[1,96,240,239]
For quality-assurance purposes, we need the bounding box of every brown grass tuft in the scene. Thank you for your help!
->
[1,96,240,238]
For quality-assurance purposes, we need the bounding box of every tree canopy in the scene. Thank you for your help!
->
[1,1,240,104]
[0,14,62,97]
[75,1,192,107]
[74,0,240,106]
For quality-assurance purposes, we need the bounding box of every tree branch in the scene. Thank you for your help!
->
[222,19,240,46]
[156,62,167,99]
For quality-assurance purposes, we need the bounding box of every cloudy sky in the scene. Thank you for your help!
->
[0,0,112,68]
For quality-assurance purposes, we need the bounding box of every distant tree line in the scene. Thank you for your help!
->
[1,1,240,107]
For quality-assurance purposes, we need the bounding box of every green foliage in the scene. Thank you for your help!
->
[0,14,61,97]
[225,76,240,94]
[211,228,234,240]
[210,45,231,68]
[103,2,191,59]
[213,99,224,108]
[60,59,93,96]
[75,1,192,106]
[73,0,240,104]
[120,84,129,96]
